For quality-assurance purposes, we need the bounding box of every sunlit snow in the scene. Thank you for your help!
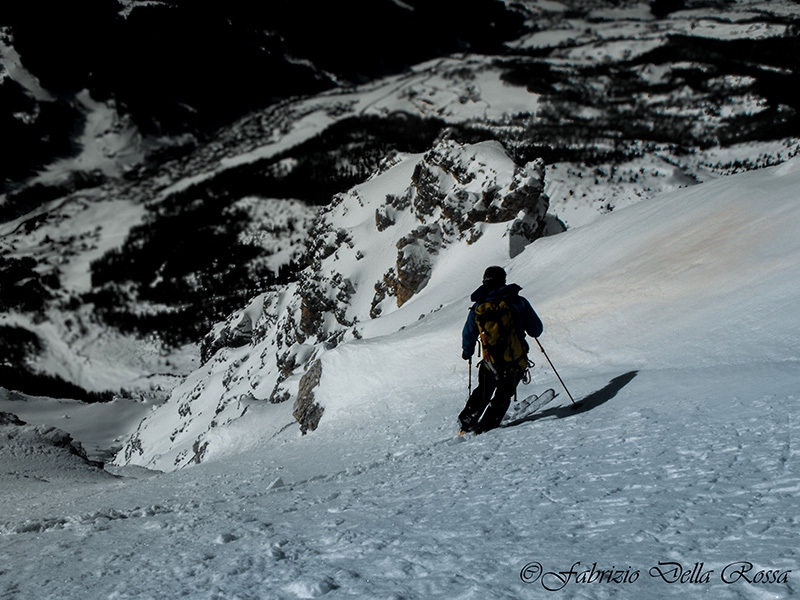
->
[1,2,799,598]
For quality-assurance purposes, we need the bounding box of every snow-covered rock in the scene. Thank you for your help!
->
[117,139,553,469]
[0,412,110,493]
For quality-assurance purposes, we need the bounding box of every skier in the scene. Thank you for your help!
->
[459,266,543,434]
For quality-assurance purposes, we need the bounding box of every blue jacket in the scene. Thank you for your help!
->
[462,283,543,359]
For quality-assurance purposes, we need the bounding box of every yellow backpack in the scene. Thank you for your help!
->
[474,299,529,374]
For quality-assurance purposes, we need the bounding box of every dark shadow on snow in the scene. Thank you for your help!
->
[563,370,638,416]
[520,370,639,424]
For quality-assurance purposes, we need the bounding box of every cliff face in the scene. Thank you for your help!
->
[117,139,553,469]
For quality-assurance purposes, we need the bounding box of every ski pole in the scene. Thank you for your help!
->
[468,356,473,397]
[534,338,577,405]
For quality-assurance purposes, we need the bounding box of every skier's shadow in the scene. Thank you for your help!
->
[535,370,638,421]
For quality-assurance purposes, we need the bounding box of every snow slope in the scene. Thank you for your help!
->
[113,139,552,469]
[3,0,798,411]
[1,157,798,599]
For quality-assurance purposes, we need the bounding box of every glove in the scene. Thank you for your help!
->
[462,350,472,361]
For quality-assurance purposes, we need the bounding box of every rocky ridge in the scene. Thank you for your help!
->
[119,139,552,466]
[0,1,798,468]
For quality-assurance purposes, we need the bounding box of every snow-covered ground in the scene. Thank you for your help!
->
[3,0,798,404]
[2,156,798,599]
[3,2,800,596]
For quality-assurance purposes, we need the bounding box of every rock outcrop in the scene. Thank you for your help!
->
[117,139,552,470]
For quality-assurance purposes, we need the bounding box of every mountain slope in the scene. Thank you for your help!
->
[117,138,554,468]
[2,1,799,411]
[1,159,798,599]
[1,3,799,596]
[118,150,800,472]
[1,0,526,189]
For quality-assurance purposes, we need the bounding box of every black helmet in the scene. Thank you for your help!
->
[482,266,506,288]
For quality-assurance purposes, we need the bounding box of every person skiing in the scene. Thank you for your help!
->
[459,266,543,434]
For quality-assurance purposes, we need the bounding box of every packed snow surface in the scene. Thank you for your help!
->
[2,158,799,598]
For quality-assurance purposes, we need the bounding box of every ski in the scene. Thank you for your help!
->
[457,388,558,437]
[500,388,557,428]
[504,391,541,420]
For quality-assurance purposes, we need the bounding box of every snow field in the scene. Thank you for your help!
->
[1,363,796,599]
[2,151,799,600]
[3,3,800,596]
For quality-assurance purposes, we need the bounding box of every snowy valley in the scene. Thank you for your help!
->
[1,1,800,598]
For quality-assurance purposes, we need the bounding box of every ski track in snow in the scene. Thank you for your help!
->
[1,366,797,599]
